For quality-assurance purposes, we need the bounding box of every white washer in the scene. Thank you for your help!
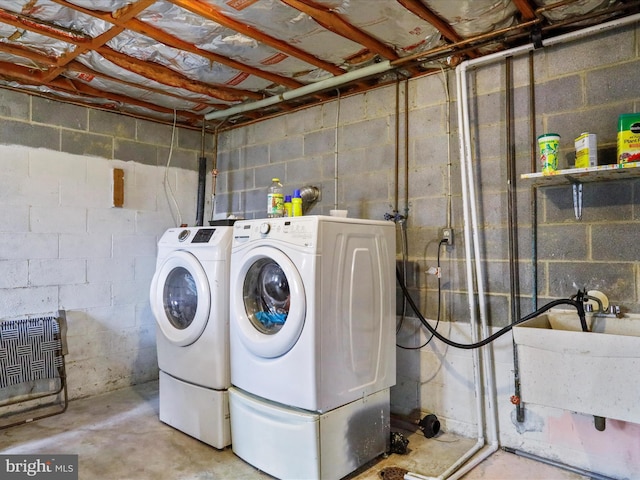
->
[229,215,396,413]
[150,226,233,449]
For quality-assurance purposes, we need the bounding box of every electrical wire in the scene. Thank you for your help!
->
[397,268,587,350]
[163,109,183,227]
[439,66,453,229]
[397,239,447,350]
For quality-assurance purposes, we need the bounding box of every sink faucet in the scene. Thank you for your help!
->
[579,290,621,316]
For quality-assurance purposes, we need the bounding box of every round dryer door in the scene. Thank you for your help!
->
[150,250,211,346]
[233,246,305,358]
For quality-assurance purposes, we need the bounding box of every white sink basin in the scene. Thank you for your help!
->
[512,310,640,424]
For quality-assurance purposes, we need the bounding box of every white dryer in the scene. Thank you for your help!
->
[149,226,233,449]
[229,215,396,413]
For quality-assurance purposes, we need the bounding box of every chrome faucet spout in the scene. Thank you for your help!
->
[582,294,604,313]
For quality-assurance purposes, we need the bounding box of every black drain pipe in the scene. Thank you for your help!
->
[195,123,207,226]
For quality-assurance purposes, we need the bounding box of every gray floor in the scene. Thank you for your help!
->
[0,381,588,479]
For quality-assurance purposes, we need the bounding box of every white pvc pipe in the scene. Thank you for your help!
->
[204,60,392,120]
[404,50,487,480]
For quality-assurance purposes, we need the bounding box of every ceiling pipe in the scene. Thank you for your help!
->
[204,60,392,121]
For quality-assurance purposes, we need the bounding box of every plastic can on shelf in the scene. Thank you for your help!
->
[538,133,560,174]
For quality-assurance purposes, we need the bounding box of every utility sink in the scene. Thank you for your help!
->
[512,310,640,424]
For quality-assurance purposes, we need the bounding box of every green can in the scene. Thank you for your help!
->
[617,113,640,164]
[538,133,560,174]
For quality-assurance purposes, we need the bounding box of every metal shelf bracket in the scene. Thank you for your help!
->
[572,182,583,220]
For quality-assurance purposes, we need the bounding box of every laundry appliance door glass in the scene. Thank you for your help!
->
[151,250,211,347]
[233,246,305,358]
[164,267,197,329]
[244,258,290,335]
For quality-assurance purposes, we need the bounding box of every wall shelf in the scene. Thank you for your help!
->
[520,162,640,219]
[520,161,640,186]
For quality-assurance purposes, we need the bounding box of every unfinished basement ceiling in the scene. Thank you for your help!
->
[0,0,638,131]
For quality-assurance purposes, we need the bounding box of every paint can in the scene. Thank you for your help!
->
[574,132,598,168]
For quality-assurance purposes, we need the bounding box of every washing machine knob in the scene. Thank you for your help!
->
[178,229,190,242]
[259,222,271,234]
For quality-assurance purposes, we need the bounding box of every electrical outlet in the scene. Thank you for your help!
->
[441,228,454,246]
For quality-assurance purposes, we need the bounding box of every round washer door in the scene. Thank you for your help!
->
[232,245,305,358]
[150,250,211,346]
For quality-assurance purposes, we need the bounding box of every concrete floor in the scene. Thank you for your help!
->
[0,381,589,480]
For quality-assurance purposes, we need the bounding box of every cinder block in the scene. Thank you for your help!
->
[59,282,112,310]
[284,106,321,136]
[136,119,174,146]
[111,280,149,306]
[29,258,86,286]
[537,224,588,260]
[592,223,640,262]
[410,104,445,137]
[586,60,640,106]
[0,120,60,150]
[32,98,87,130]
[114,138,158,166]
[243,143,269,169]
[547,25,635,76]
[0,146,29,177]
[303,129,334,156]
[134,256,156,283]
[248,115,285,145]
[82,304,137,332]
[59,233,112,259]
[88,109,136,139]
[0,260,28,289]
[269,136,303,163]
[0,89,29,120]
[0,232,58,260]
[534,75,583,114]
[113,234,157,258]
[547,261,635,304]
[30,206,87,234]
[87,207,135,235]
[285,155,322,185]
[87,257,134,284]
[337,94,366,124]
[0,205,29,232]
[0,286,58,319]
[29,149,87,181]
[340,117,389,150]
[61,130,112,158]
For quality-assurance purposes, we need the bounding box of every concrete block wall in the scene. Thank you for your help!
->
[216,21,640,479]
[0,92,206,399]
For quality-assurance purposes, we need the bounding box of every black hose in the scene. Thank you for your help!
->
[396,267,587,350]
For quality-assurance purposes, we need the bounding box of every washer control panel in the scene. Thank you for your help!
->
[233,218,316,248]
